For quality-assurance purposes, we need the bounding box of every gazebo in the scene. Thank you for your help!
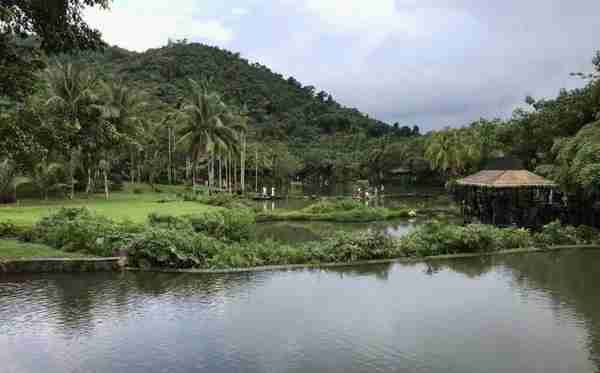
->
[449,158,560,228]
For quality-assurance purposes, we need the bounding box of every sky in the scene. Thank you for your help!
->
[84,0,600,131]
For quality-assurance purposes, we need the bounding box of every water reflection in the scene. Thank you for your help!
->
[1,250,599,373]
[255,219,419,244]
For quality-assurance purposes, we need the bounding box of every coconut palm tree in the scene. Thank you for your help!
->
[0,158,31,204]
[31,160,64,200]
[425,128,475,177]
[179,79,238,191]
[44,63,98,194]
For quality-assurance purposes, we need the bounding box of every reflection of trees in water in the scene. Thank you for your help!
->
[423,251,600,371]
[496,251,600,371]
[45,273,111,335]
[42,271,278,335]
[424,257,496,278]
[321,263,393,281]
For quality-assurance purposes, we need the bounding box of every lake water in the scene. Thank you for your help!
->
[252,195,458,244]
[2,249,600,373]
[255,219,421,243]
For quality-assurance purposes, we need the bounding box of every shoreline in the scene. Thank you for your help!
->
[2,245,598,275]
[129,244,600,274]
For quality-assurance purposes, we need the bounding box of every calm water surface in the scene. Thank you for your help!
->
[2,250,600,373]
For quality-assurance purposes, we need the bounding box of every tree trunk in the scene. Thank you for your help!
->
[255,148,258,193]
[218,155,222,190]
[86,167,93,196]
[103,168,109,200]
[131,151,135,183]
[168,127,172,185]
[241,134,246,193]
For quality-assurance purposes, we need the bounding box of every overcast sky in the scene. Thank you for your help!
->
[84,0,599,131]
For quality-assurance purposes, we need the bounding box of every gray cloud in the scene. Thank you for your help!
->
[87,0,599,131]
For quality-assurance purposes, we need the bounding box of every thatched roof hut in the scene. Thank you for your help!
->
[455,169,557,189]
[450,158,560,228]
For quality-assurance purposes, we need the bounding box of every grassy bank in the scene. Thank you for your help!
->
[5,205,598,270]
[0,184,218,226]
[0,239,86,260]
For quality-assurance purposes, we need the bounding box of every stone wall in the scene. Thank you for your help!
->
[0,257,126,273]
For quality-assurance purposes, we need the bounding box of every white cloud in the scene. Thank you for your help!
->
[84,0,234,52]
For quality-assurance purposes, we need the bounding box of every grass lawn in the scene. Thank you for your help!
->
[0,239,86,260]
[0,183,219,226]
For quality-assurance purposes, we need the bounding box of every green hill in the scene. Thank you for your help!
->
[61,41,396,144]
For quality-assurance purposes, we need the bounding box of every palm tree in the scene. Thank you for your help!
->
[179,79,238,191]
[425,128,476,177]
[44,63,97,194]
[31,160,64,200]
[96,80,147,192]
[0,159,30,204]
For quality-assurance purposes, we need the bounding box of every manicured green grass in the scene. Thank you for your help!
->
[0,239,87,259]
[0,184,219,226]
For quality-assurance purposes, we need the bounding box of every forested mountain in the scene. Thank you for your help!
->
[60,41,407,143]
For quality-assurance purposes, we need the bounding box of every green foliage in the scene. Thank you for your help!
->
[551,121,600,194]
[31,207,140,256]
[185,208,256,242]
[398,221,598,257]
[303,199,365,214]
[148,207,255,242]
[534,221,599,246]
[306,231,401,263]
[258,199,411,222]
[126,228,226,269]
[129,229,401,270]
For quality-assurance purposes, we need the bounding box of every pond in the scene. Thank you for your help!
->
[2,249,599,373]
[252,195,459,244]
[255,219,422,243]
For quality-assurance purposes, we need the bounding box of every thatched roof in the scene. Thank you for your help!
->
[455,170,557,188]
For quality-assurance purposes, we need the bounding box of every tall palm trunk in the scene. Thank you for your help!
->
[218,155,222,190]
[103,168,109,200]
[255,148,258,192]
[86,167,93,196]
[168,126,172,185]
[241,134,246,193]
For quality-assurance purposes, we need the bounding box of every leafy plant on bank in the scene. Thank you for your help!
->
[31,207,142,256]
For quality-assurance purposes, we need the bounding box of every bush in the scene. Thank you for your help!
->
[534,220,598,246]
[306,231,402,262]
[147,208,256,242]
[147,212,191,230]
[31,208,141,256]
[126,228,226,269]
[0,221,19,237]
[398,220,598,257]
[257,199,410,223]
[303,199,365,214]
[133,187,144,194]
[397,221,536,257]
[185,208,256,242]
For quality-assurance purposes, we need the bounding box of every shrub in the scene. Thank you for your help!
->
[0,221,19,237]
[185,208,256,242]
[303,199,365,214]
[147,212,191,230]
[397,221,536,257]
[31,208,140,256]
[533,220,597,246]
[307,231,402,262]
[133,187,144,194]
[126,228,226,269]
